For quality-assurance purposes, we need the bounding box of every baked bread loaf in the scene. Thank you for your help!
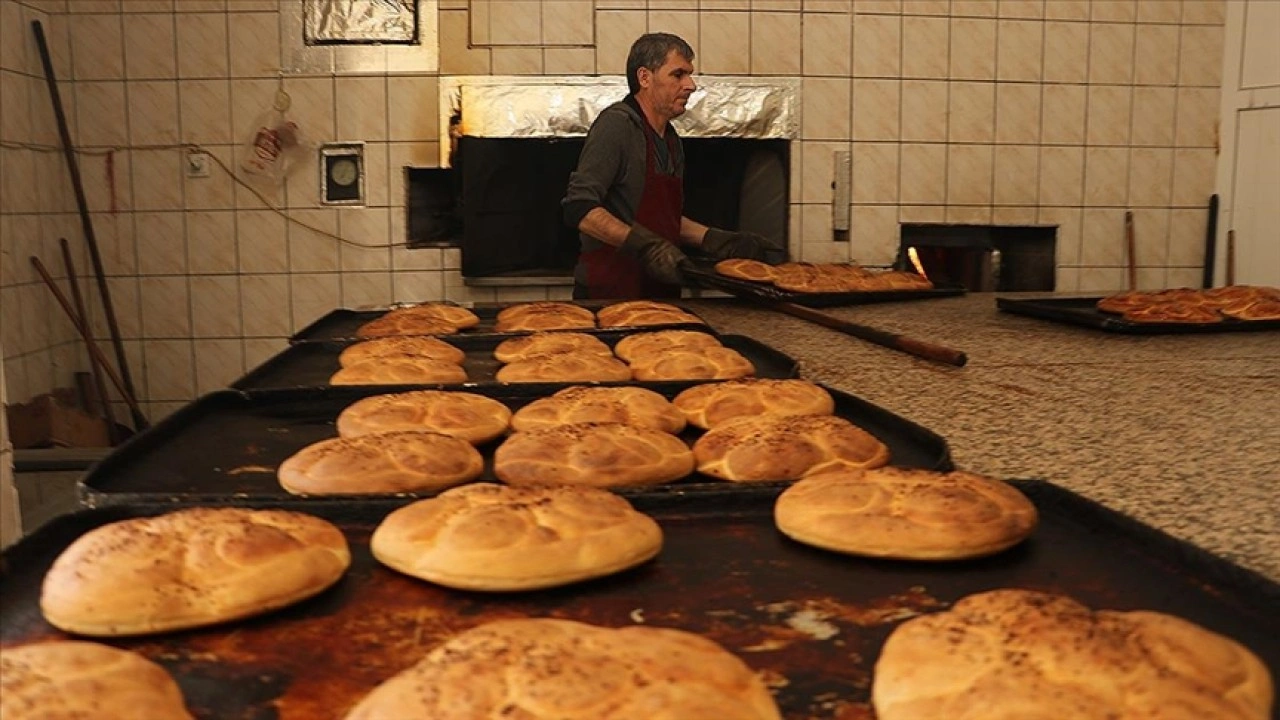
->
[628,346,755,381]
[597,303,704,328]
[595,300,685,325]
[278,431,484,494]
[370,483,662,591]
[674,378,835,429]
[693,414,890,482]
[336,390,512,445]
[1122,301,1223,324]
[356,304,476,338]
[715,258,779,283]
[339,336,466,367]
[394,302,480,329]
[613,329,723,363]
[1,641,195,719]
[872,589,1274,720]
[511,385,686,434]
[330,356,468,385]
[495,422,695,488]
[496,352,632,383]
[494,302,596,332]
[41,507,350,636]
[1096,290,1152,314]
[1221,298,1280,321]
[775,467,1038,559]
[343,618,783,720]
[493,331,613,363]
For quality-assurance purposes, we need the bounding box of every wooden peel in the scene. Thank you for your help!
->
[766,301,968,368]
[1125,210,1137,291]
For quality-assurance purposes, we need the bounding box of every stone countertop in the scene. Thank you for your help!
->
[684,293,1280,583]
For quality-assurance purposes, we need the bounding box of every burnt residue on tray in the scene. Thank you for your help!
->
[996,296,1280,334]
[77,383,951,507]
[232,332,799,391]
[3,483,1278,720]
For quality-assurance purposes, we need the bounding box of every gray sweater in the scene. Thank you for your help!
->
[562,96,686,254]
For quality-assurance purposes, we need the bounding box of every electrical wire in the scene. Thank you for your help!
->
[0,138,399,250]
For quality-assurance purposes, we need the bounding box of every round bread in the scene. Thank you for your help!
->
[693,414,890,482]
[1096,290,1153,314]
[278,431,483,495]
[394,302,480,329]
[595,300,685,325]
[613,329,723,363]
[40,507,350,636]
[493,331,613,363]
[356,307,467,338]
[343,618,783,720]
[598,308,705,328]
[673,378,835,429]
[628,346,755,381]
[337,390,512,444]
[1,641,195,719]
[1221,298,1280,321]
[496,352,632,383]
[370,483,663,591]
[494,302,596,332]
[715,258,778,283]
[774,467,1038,560]
[1122,301,1223,324]
[494,422,695,488]
[872,589,1274,720]
[511,386,686,434]
[330,356,468,385]
[339,336,466,367]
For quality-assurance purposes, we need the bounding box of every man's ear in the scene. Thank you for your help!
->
[636,66,652,90]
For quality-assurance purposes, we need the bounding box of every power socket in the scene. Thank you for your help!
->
[185,151,211,179]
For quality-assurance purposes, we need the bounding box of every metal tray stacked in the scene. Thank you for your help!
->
[997,296,1280,334]
[683,265,966,308]
[3,483,1277,720]
[77,383,952,507]
[233,332,797,391]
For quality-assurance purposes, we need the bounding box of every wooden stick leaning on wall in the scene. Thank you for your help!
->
[59,238,121,445]
[1125,210,1137,291]
[30,257,148,428]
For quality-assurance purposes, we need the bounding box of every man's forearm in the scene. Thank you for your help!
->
[578,207,633,248]
[679,217,709,246]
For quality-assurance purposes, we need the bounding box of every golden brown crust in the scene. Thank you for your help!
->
[673,378,835,430]
[872,589,1274,720]
[1096,290,1152,314]
[775,468,1038,560]
[496,352,633,383]
[1122,301,1223,324]
[1097,286,1280,322]
[1221,298,1280,321]
[511,386,687,434]
[356,305,474,338]
[330,356,468,385]
[338,336,466,367]
[595,300,685,325]
[613,330,723,363]
[693,414,890,482]
[343,618,783,720]
[493,332,613,363]
[493,302,596,332]
[336,390,512,444]
[598,307,705,328]
[715,258,779,283]
[628,346,755,381]
[278,431,484,495]
[370,483,663,591]
[392,302,480,329]
[40,508,350,636]
[494,422,695,488]
[1,642,195,719]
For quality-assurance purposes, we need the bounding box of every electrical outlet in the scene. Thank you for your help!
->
[185,151,211,179]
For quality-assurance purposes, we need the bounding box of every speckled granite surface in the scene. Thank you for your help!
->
[685,293,1280,582]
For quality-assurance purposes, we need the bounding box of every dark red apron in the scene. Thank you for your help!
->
[577,125,683,300]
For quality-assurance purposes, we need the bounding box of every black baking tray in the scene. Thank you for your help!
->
[232,333,798,391]
[290,301,710,343]
[997,296,1280,334]
[77,383,951,507]
[684,265,966,308]
[3,481,1277,720]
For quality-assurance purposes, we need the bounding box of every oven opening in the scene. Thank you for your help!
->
[897,224,1057,292]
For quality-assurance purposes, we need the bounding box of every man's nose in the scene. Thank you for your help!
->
[685,76,697,92]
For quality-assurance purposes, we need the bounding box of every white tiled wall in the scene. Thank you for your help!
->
[1,0,1228,420]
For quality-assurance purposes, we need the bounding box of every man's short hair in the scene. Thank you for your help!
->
[626,33,695,95]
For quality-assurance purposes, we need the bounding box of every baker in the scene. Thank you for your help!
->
[562,32,780,300]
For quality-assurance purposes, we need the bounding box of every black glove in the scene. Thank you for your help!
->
[621,224,689,286]
[702,228,776,262]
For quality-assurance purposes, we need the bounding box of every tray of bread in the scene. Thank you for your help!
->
[997,286,1280,334]
[2,479,1276,719]
[232,330,798,390]
[289,300,710,343]
[77,380,952,507]
[685,260,966,308]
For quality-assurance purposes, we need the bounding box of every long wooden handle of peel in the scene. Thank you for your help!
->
[769,301,968,367]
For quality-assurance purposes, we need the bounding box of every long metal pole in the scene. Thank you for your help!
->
[31,20,148,430]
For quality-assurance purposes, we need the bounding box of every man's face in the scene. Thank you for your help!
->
[641,49,696,119]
